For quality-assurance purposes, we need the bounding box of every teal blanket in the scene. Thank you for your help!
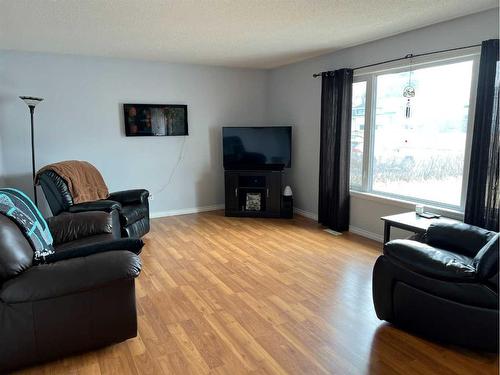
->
[0,188,54,261]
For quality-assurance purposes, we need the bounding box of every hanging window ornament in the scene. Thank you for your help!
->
[403,54,415,119]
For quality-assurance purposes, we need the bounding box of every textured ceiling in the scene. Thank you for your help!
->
[0,0,497,69]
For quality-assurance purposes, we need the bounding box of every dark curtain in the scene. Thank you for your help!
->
[318,68,353,231]
[464,39,499,231]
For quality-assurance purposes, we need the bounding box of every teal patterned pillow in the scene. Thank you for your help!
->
[0,188,54,261]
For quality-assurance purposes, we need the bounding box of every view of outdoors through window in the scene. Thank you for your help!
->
[351,59,474,208]
[350,81,366,188]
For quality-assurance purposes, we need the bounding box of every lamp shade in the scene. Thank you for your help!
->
[20,96,43,108]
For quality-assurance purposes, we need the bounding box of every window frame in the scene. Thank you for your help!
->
[351,48,481,213]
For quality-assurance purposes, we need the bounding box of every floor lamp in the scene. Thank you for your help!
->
[19,96,43,206]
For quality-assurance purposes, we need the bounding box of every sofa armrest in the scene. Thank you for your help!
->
[0,251,141,303]
[426,222,497,257]
[46,238,144,262]
[109,189,149,205]
[68,200,122,213]
[47,211,117,245]
[474,234,499,281]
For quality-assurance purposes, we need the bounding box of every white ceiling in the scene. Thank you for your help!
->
[0,0,497,69]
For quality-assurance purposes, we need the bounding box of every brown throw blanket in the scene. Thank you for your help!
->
[37,160,110,204]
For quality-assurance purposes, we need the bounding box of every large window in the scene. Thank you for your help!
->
[350,53,479,210]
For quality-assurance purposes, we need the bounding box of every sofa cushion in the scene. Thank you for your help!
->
[47,211,114,246]
[38,170,74,211]
[120,204,148,226]
[426,222,496,257]
[384,239,476,281]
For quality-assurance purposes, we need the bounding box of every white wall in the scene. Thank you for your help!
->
[0,51,268,216]
[267,9,499,240]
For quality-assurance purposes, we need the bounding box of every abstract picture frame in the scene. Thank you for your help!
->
[123,103,188,136]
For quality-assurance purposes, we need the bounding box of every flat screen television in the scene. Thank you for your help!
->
[222,126,292,170]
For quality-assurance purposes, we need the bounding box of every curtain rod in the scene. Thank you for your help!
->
[312,43,481,78]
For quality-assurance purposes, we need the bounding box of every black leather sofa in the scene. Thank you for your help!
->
[0,211,143,372]
[373,222,499,351]
[38,169,150,238]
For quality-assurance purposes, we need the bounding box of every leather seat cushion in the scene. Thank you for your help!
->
[120,204,148,226]
[384,239,476,281]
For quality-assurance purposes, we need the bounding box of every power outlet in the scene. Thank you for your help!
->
[149,194,154,201]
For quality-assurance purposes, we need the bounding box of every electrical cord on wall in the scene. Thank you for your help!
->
[153,136,187,197]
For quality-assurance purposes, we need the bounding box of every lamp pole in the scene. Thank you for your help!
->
[19,96,43,206]
[29,105,36,205]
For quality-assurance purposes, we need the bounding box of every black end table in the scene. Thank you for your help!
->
[381,212,461,244]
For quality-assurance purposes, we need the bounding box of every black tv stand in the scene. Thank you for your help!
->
[224,169,282,218]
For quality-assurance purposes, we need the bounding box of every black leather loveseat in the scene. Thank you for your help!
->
[373,222,499,352]
[0,211,143,372]
[38,169,150,238]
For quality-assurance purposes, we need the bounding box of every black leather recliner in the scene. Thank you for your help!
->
[0,211,142,372]
[38,169,150,238]
[373,222,499,352]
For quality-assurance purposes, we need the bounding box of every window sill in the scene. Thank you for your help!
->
[349,190,464,221]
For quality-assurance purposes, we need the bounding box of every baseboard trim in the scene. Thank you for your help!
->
[151,205,383,242]
[348,225,384,243]
[293,208,383,242]
[151,204,224,218]
[293,207,318,221]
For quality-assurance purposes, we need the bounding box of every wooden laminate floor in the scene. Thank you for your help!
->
[16,211,498,374]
